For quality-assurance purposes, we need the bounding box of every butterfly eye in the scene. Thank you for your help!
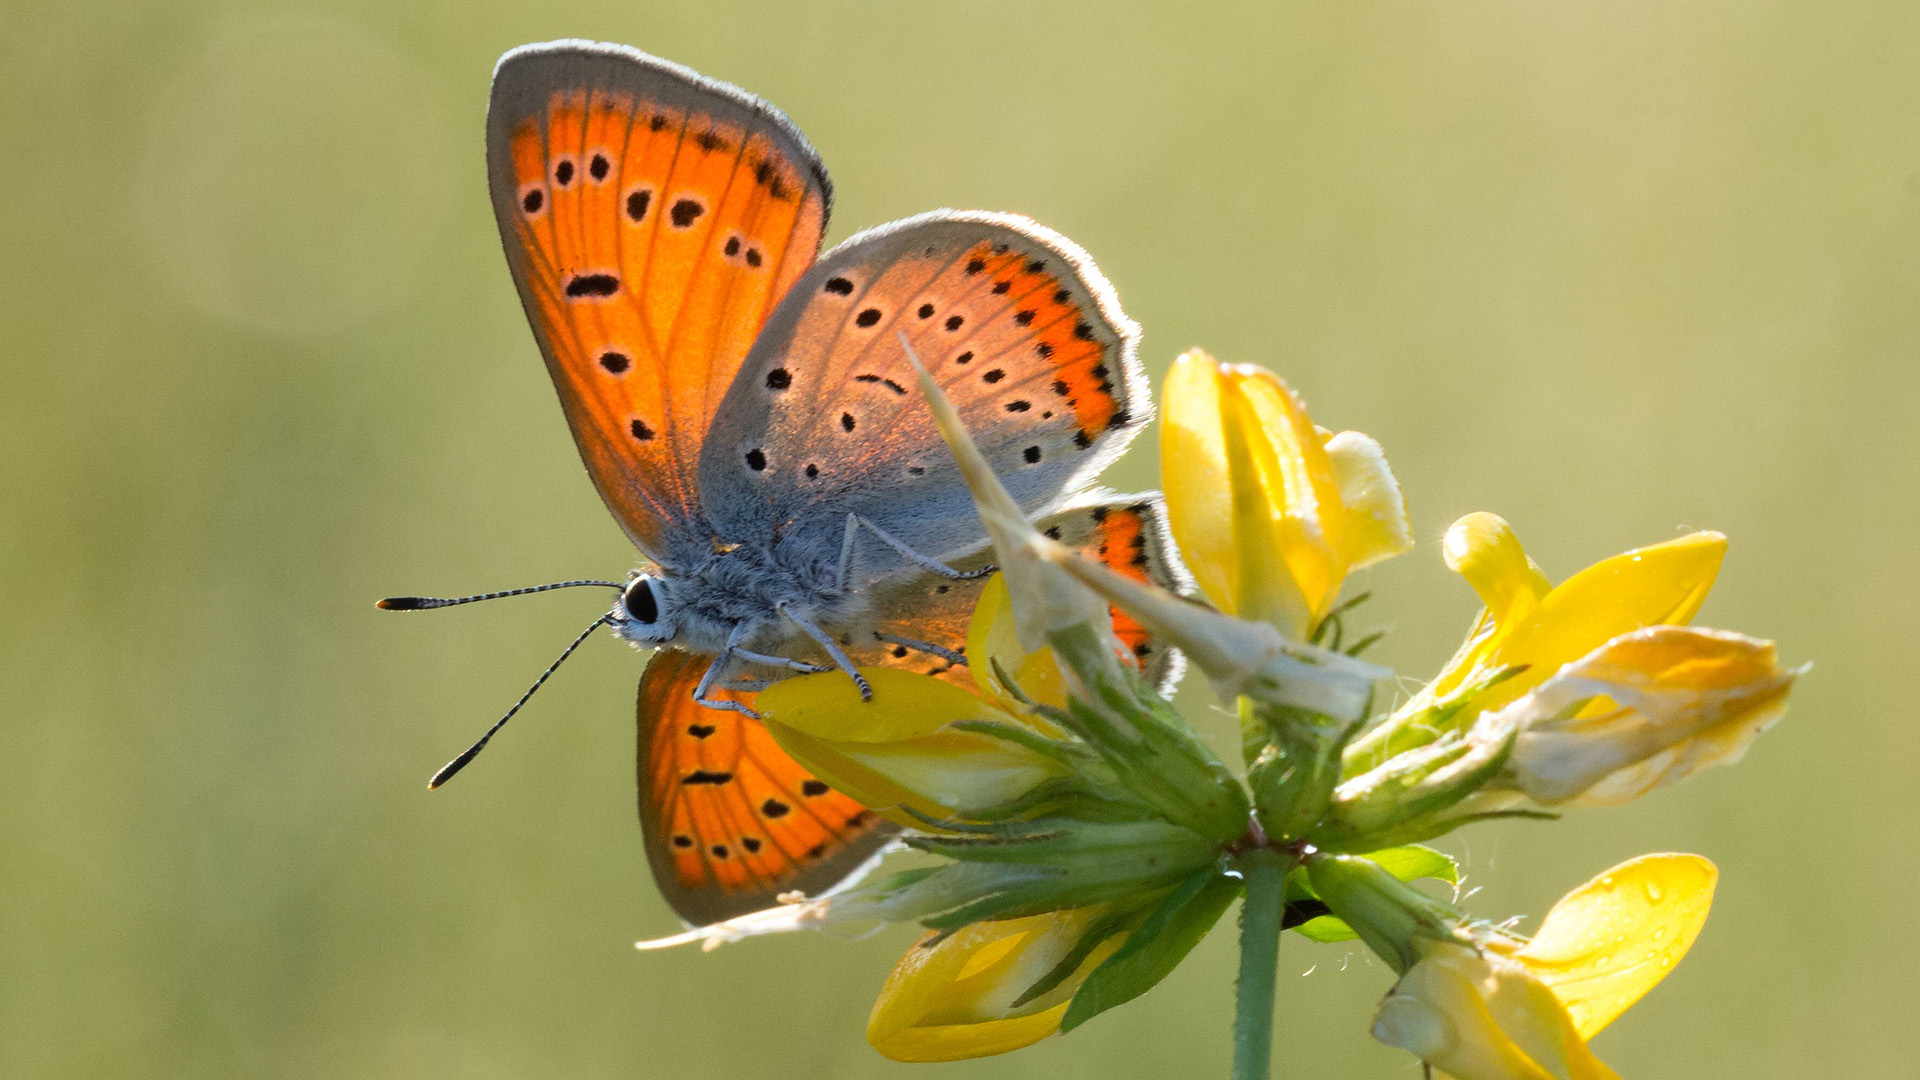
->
[624,578,660,623]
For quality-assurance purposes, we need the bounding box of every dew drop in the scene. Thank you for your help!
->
[1644,880,1665,901]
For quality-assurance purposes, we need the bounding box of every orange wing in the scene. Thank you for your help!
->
[636,649,893,925]
[487,43,830,564]
[696,212,1146,563]
[851,495,1191,694]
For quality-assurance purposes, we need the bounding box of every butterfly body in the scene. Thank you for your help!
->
[457,39,1193,923]
[605,539,844,658]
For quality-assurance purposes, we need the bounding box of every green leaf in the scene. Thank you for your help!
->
[1060,869,1241,1032]
[1285,846,1457,943]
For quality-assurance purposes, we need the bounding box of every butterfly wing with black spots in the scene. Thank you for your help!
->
[695,211,1148,577]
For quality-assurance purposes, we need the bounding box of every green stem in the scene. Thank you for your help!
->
[1233,848,1292,1080]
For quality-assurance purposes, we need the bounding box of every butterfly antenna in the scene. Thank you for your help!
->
[376,579,623,611]
[427,613,611,790]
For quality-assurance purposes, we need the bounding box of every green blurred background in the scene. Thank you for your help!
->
[4,1,1915,1076]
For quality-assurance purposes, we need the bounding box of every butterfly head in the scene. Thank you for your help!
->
[612,573,677,645]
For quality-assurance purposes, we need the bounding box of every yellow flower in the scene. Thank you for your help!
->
[1350,513,1725,765]
[757,665,1065,825]
[967,572,1069,712]
[756,567,1074,825]
[1161,349,1411,639]
[867,906,1126,1062]
[1495,626,1799,806]
[1372,854,1716,1079]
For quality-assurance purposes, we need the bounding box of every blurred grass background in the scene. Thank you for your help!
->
[3,1,1916,1076]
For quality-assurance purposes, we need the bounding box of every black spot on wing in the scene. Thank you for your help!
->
[669,198,704,228]
[565,273,620,298]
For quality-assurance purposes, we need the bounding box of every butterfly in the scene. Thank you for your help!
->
[388,39,1190,926]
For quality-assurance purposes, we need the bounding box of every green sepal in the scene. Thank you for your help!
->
[1060,866,1243,1032]
[1046,633,1252,844]
[1311,726,1516,852]
[1304,853,1469,973]
[1282,846,1458,942]
[1244,696,1367,841]
[1343,663,1529,771]
[905,817,1220,930]
[1009,902,1148,1008]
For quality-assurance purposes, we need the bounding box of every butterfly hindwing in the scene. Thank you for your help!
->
[696,211,1146,569]
[850,494,1191,693]
[637,648,893,925]
[488,42,831,564]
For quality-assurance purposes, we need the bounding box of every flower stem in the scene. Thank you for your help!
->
[1233,847,1292,1080]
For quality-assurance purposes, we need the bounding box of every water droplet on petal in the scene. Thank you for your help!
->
[1644,880,1665,901]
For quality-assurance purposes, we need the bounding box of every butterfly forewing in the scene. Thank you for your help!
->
[637,649,892,925]
[696,212,1147,567]
[488,42,831,564]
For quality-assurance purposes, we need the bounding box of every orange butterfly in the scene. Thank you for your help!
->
[386,40,1189,926]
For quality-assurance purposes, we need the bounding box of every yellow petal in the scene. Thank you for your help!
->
[967,573,1068,711]
[1443,513,1551,629]
[1161,350,1237,614]
[1375,943,1621,1080]
[1224,368,1341,633]
[1464,530,1727,716]
[759,668,1062,823]
[868,908,1123,1061]
[761,667,1007,745]
[1503,627,1797,805]
[1324,429,1414,571]
[1163,350,1337,637]
[1514,854,1717,1039]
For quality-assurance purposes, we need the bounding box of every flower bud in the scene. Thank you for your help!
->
[1303,853,1469,973]
[1312,723,1515,852]
[758,667,1069,824]
[1160,350,1412,639]
[1368,853,1717,1079]
[867,906,1126,1061]
[1349,514,1727,769]
[1484,626,1799,806]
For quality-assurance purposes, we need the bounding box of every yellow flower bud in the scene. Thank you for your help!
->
[867,907,1124,1061]
[1371,854,1716,1078]
[1492,626,1798,806]
[758,667,1067,825]
[1161,350,1411,639]
[1351,516,1727,768]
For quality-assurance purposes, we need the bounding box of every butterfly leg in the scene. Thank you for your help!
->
[691,627,764,717]
[776,601,873,701]
[731,648,830,674]
[874,632,968,666]
[835,513,996,591]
